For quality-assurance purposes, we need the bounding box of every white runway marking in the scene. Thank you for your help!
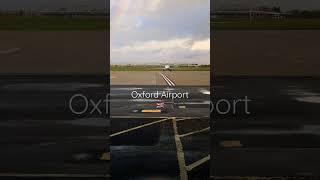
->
[164,87,175,91]
[110,116,210,179]
[175,117,209,122]
[172,118,188,180]
[0,48,21,54]
[160,73,176,86]
[179,127,210,138]
[296,96,320,104]
[287,89,319,96]
[200,89,210,95]
[174,117,210,179]
[186,155,210,172]
[110,118,169,137]
[286,88,320,104]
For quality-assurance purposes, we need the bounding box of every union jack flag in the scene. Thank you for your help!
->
[156,102,165,109]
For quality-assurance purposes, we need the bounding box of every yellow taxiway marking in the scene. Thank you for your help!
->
[110,118,170,137]
[172,118,188,180]
[141,109,162,113]
[100,152,110,161]
[179,127,210,138]
[186,155,210,172]
[220,140,242,148]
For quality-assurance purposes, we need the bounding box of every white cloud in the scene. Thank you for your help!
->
[111,0,210,65]
[191,39,210,51]
[113,38,210,52]
[145,0,162,12]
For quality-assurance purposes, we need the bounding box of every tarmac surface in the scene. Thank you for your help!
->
[212,30,320,77]
[0,73,210,179]
[111,71,210,86]
[211,30,320,179]
[0,31,108,75]
[1,74,319,179]
[0,75,109,179]
[110,86,210,118]
[111,117,210,180]
[110,71,210,179]
[211,76,320,178]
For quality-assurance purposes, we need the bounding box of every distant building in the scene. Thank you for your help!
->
[188,64,199,67]
[179,64,199,67]
[212,9,289,21]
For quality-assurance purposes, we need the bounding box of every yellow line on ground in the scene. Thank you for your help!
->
[179,127,210,138]
[100,152,110,161]
[186,155,210,172]
[141,109,162,113]
[172,118,188,180]
[110,118,170,137]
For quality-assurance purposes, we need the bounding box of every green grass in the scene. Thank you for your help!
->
[2,16,320,31]
[212,18,320,30]
[0,16,108,31]
[111,65,210,71]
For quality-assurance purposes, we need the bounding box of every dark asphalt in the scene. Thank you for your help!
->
[111,85,210,179]
[3,76,318,179]
[110,86,210,118]
[212,77,320,178]
[111,117,210,180]
[0,75,109,179]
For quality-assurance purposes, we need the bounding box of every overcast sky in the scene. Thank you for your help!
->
[110,0,210,65]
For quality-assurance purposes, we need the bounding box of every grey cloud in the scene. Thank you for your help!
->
[111,0,210,65]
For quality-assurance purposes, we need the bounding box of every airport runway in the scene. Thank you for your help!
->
[111,71,210,179]
[0,75,109,179]
[212,30,320,77]
[211,77,320,178]
[111,71,210,118]
[111,71,210,86]
[0,31,108,74]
